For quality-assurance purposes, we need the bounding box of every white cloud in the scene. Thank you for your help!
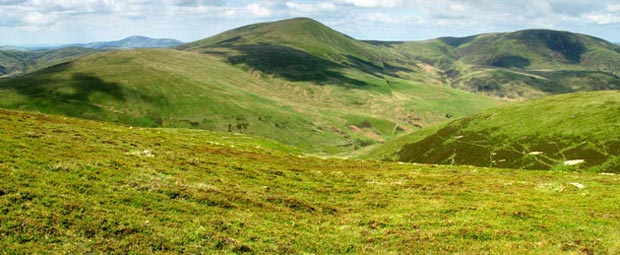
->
[246,3,274,18]
[22,11,55,25]
[285,2,337,13]
[366,11,421,24]
[1,0,620,45]
[581,4,620,25]
[167,1,279,19]
[582,13,620,25]
[169,0,224,7]
[0,0,26,6]
[339,0,405,8]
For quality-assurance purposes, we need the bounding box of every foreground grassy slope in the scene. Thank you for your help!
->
[390,30,620,98]
[2,109,620,254]
[366,91,620,172]
[0,46,497,154]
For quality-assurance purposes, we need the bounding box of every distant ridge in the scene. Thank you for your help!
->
[2,36,183,51]
[81,35,183,49]
[0,36,183,76]
[389,29,620,98]
[0,45,27,51]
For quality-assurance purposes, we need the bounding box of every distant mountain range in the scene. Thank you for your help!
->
[73,35,183,49]
[0,36,183,77]
[1,36,183,51]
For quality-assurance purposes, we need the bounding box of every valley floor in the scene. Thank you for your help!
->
[1,109,619,254]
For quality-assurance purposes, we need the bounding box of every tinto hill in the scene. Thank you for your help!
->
[2,108,620,253]
[365,91,620,172]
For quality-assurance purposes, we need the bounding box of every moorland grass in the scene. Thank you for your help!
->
[366,91,620,172]
[2,109,620,254]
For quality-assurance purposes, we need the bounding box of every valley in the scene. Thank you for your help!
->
[2,15,620,254]
[3,18,620,154]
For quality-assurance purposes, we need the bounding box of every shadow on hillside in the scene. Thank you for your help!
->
[438,35,479,47]
[216,43,370,87]
[1,61,168,127]
[10,66,126,103]
[343,55,413,79]
[512,30,586,63]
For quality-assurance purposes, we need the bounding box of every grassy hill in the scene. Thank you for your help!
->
[365,91,620,172]
[3,108,620,253]
[389,29,620,98]
[0,20,498,154]
[0,47,97,77]
[180,18,381,59]
[179,18,423,86]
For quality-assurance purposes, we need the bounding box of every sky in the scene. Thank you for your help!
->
[1,0,620,46]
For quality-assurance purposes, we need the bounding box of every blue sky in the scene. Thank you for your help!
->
[1,0,620,45]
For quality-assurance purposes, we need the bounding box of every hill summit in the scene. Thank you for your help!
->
[179,17,375,58]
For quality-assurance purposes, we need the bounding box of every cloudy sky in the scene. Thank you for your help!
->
[1,0,620,46]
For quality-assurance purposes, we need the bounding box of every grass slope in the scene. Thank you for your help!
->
[179,18,426,88]
[389,29,620,98]
[0,47,98,77]
[0,46,497,154]
[3,109,620,254]
[366,91,620,172]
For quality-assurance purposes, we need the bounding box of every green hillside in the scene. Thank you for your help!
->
[0,18,499,154]
[0,47,97,77]
[389,29,620,98]
[365,91,620,172]
[180,18,382,59]
[3,108,620,254]
[179,18,428,86]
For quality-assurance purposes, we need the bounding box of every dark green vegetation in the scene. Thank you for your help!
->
[3,108,620,254]
[386,29,620,98]
[0,47,97,77]
[0,18,498,154]
[366,91,620,172]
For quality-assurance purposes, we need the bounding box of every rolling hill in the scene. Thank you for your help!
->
[0,18,498,154]
[2,18,619,154]
[0,47,98,77]
[365,91,620,172]
[387,29,620,98]
[179,18,423,86]
[80,35,183,49]
[3,108,620,254]
[0,36,182,77]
